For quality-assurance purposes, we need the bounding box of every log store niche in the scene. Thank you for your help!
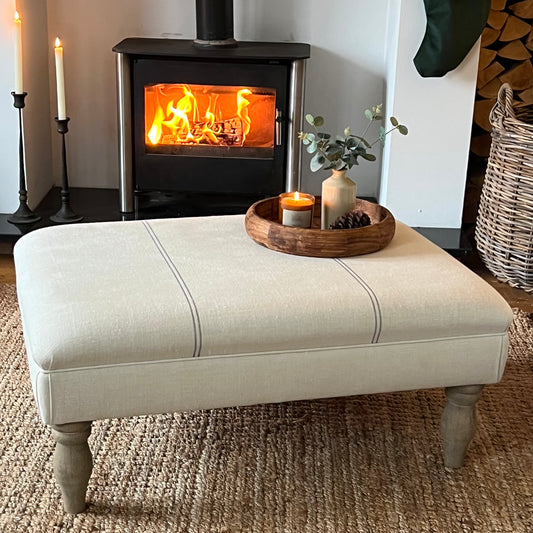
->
[113,0,310,215]
[465,0,533,224]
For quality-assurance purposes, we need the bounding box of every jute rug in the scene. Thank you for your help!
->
[1,283,532,533]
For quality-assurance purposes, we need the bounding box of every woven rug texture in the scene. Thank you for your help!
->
[0,283,532,533]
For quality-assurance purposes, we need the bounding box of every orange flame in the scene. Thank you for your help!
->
[237,89,252,136]
[146,84,254,147]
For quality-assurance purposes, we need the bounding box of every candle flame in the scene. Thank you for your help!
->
[55,37,61,48]
[14,11,20,22]
[294,191,300,200]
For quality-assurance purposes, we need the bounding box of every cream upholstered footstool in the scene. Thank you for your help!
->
[14,215,512,514]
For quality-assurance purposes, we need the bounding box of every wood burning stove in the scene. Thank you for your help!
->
[113,0,310,215]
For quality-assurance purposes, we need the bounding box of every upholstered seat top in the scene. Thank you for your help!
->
[14,215,513,425]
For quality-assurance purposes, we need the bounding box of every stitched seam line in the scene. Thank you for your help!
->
[334,258,382,343]
[48,370,53,424]
[32,333,509,375]
[143,221,202,357]
[497,335,507,379]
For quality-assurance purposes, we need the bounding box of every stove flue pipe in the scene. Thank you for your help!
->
[194,0,237,47]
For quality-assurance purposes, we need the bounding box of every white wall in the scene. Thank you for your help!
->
[0,0,53,213]
[380,0,480,227]
[0,0,479,228]
[19,0,53,206]
[0,0,21,213]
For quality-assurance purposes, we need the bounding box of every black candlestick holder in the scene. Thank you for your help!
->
[7,92,41,225]
[50,117,83,224]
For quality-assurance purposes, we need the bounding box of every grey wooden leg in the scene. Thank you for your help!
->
[51,421,93,514]
[441,385,484,468]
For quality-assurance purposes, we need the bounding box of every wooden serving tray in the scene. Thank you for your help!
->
[245,196,395,257]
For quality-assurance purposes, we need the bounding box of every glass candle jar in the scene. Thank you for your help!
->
[279,192,315,228]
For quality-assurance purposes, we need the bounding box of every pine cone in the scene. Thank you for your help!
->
[330,209,371,229]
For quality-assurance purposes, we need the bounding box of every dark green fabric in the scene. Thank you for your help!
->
[414,0,491,77]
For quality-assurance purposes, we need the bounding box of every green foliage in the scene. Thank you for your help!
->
[298,105,408,172]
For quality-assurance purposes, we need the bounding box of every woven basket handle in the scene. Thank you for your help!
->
[490,83,515,127]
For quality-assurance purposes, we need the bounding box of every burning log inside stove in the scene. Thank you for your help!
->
[161,117,244,146]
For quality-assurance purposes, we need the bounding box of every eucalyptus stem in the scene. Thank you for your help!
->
[312,123,342,168]
[299,107,407,173]
[370,125,401,148]
[358,114,376,142]
[344,111,378,156]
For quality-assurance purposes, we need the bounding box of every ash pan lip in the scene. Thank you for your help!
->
[194,0,237,48]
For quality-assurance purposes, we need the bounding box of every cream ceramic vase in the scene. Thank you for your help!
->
[320,169,357,229]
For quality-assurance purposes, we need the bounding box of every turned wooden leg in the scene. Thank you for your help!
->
[441,385,484,469]
[51,421,93,514]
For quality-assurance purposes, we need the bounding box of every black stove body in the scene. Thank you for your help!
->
[113,1,310,215]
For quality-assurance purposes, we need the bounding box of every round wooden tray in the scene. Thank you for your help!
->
[245,196,395,257]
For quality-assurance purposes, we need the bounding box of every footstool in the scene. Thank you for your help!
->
[14,215,513,514]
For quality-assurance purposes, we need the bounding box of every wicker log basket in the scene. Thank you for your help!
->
[475,83,533,294]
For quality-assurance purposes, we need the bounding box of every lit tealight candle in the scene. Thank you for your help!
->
[279,191,315,228]
[54,37,66,120]
[14,11,23,94]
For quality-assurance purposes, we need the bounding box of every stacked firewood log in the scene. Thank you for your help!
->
[463,0,533,223]
[471,0,533,157]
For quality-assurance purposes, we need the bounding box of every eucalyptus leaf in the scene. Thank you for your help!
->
[310,152,325,172]
[398,125,408,135]
[313,116,324,127]
[305,114,315,125]
[325,144,342,154]
[344,127,351,137]
[306,140,318,154]
[346,153,358,166]
[346,154,359,166]
[390,116,398,127]
[345,137,357,149]
[351,135,371,148]
[364,109,373,121]
[362,153,377,161]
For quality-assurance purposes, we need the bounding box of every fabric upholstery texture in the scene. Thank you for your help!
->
[14,216,513,426]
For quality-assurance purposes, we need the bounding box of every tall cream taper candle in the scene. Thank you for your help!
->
[14,11,23,93]
[54,37,66,120]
